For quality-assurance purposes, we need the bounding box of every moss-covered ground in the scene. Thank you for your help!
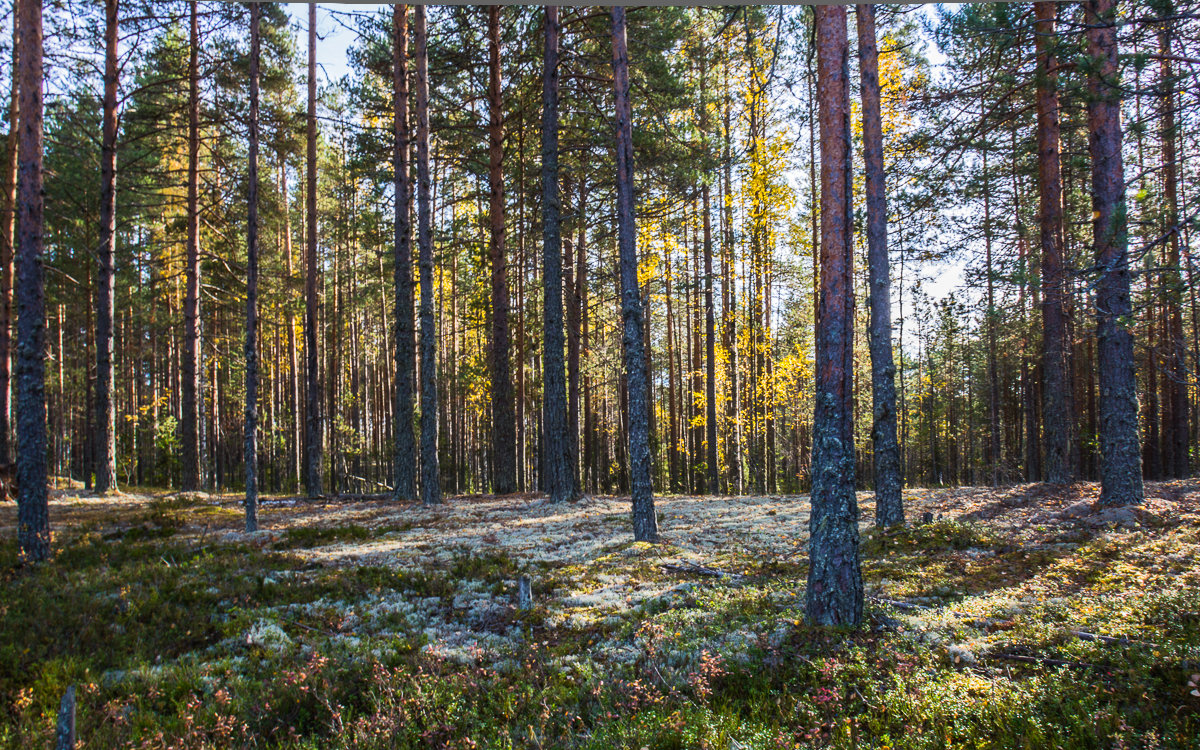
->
[1,481,1197,748]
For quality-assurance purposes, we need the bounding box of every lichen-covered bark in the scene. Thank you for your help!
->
[1034,1,1073,485]
[415,5,440,506]
[15,0,47,562]
[304,4,322,499]
[392,5,417,502]
[488,6,516,496]
[807,4,861,627]
[243,2,260,532]
[1086,0,1144,507]
[94,0,119,495]
[856,4,902,528]
[542,6,574,504]
[180,0,202,492]
[612,7,657,542]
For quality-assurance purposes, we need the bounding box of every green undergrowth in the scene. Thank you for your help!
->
[1,493,1197,748]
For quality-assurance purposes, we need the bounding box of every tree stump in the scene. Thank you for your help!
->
[55,685,75,750]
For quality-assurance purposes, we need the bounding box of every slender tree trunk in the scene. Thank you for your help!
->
[15,0,46,561]
[568,179,586,497]
[857,4,902,526]
[181,0,202,491]
[612,7,657,540]
[393,4,417,501]
[486,6,515,495]
[1034,1,1073,485]
[542,6,573,503]
[0,0,16,466]
[243,3,260,531]
[807,4,861,626]
[1086,0,1143,506]
[415,5,440,505]
[982,145,1000,486]
[94,0,119,494]
[304,4,322,498]
[1158,9,1188,478]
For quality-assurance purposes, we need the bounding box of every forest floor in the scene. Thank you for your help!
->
[1,480,1198,748]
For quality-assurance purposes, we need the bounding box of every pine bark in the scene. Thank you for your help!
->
[0,0,15,465]
[542,6,573,504]
[612,7,657,541]
[181,0,202,491]
[1086,0,1144,506]
[304,4,322,498]
[807,4,862,626]
[393,4,417,501]
[415,5,440,505]
[243,3,260,531]
[487,6,515,495]
[94,0,119,494]
[1034,1,1073,485]
[1158,9,1188,478]
[857,4,902,527]
[15,0,47,561]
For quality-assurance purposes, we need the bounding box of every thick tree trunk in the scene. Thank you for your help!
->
[487,6,515,495]
[94,0,119,494]
[857,4,902,526]
[807,4,861,626]
[1086,0,1144,506]
[612,7,657,540]
[304,4,322,498]
[415,5,440,505]
[393,4,417,501]
[181,0,202,491]
[0,0,16,465]
[15,0,47,561]
[1034,1,1073,485]
[542,6,573,503]
[1158,10,1188,479]
[243,3,260,531]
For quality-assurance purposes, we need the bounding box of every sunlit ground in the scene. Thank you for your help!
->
[1,479,1197,747]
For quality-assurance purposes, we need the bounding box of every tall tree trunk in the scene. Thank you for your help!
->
[542,6,573,504]
[857,4,902,526]
[393,4,417,501]
[304,4,322,498]
[1158,7,1188,478]
[1034,1,1073,485]
[1086,0,1143,506]
[487,6,515,495]
[94,0,119,494]
[568,179,586,497]
[15,0,46,561]
[982,144,1000,486]
[415,5,440,505]
[243,3,260,531]
[0,0,16,465]
[612,7,657,540]
[181,0,202,491]
[807,4,861,626]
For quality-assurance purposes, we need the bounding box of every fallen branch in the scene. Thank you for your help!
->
[660,561,743,579]
[986,652,1103,670]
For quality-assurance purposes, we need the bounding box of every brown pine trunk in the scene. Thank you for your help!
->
[487,6,515,495]
[15,0,47,561]
[807,4,861,627]
[612,6,657,540]
[94,0,119,494]
[1086,0,1144,506]
[0,0,18,466]
[181,0,202,491]
[1158,10,1188,478]
[415,5,440,505]
[243,2,260,530]
[392,4,417,501]
[304,4,322,497]
[857,5,902,525]
[1034,1,1073,484]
